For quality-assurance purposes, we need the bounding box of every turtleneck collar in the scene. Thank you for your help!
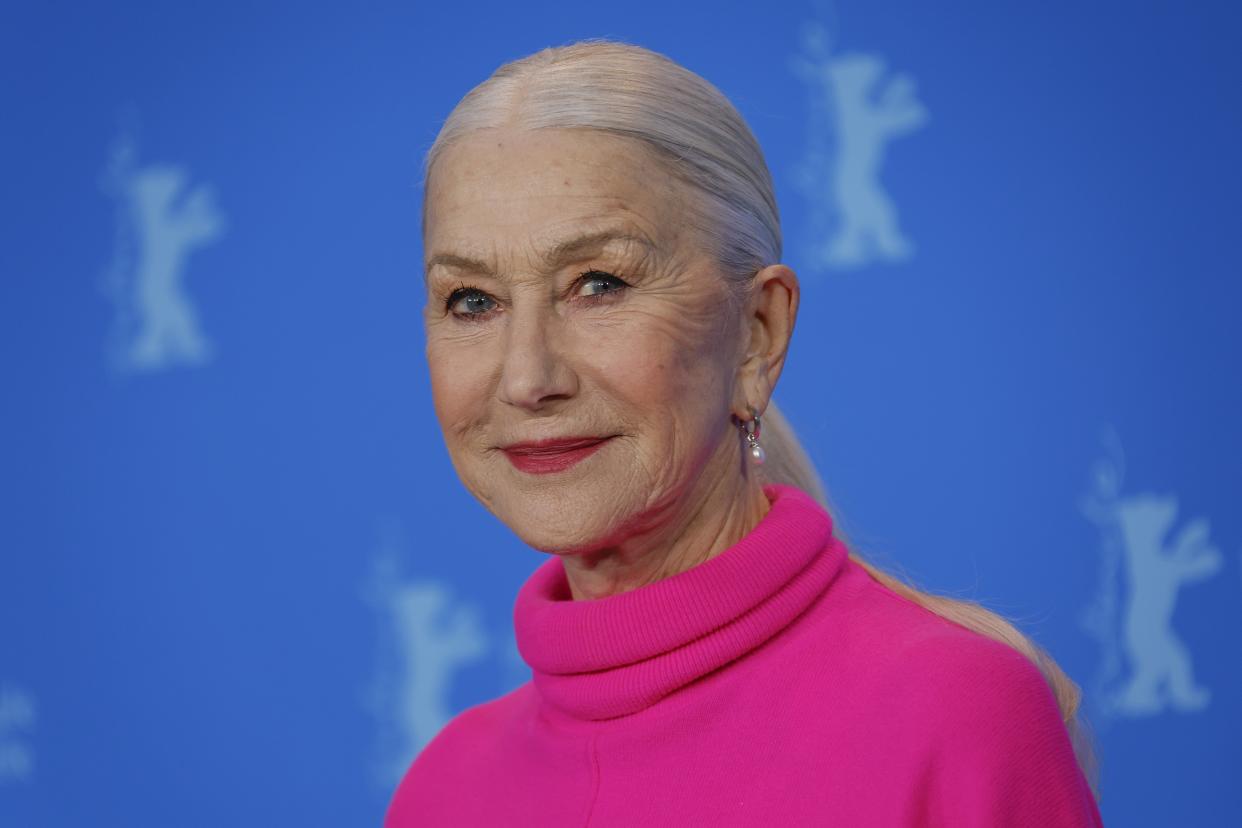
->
[513,483,847,721]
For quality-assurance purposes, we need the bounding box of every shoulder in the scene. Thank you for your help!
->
[385,683,535,824]
[852,579,1101,825]
[406,682,533,774]
[852,571,1068,745]
[892,622,1066,745]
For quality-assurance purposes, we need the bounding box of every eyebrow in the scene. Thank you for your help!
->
[425,229,656,279]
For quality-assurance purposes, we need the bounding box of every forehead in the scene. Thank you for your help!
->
[423,128,692,265]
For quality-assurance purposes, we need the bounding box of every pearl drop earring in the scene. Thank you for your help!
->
[740,405,765,465]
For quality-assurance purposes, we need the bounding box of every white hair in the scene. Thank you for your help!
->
[422,38,778,284]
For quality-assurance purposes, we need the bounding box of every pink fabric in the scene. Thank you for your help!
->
[386,484,1105,826]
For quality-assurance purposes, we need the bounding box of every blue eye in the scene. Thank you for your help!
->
[446,287,497,317]
[577,270,627,298]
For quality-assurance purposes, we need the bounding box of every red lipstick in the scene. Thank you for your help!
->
[501,436,612,474]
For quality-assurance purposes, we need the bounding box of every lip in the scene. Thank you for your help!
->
[501,436,613,474]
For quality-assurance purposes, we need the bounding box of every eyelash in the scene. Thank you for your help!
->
[444,270,629,320]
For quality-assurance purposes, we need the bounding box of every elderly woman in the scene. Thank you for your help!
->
[387,39,1104,827]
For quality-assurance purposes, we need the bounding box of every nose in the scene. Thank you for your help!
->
[497,302,577,411]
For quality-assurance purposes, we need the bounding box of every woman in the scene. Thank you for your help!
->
[387,38,1104,826]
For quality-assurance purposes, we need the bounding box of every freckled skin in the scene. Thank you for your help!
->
[423,127,799,599]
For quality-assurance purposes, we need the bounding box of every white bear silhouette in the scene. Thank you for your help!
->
[124,165,225,368]
[390,582,489,756]
[791,22,928,269]
[0,683,35,783]
[1111,494,1221,714]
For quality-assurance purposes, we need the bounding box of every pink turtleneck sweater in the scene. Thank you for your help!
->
[386,484,1104,826]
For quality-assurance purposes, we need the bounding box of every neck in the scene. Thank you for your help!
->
[557,454,772,601]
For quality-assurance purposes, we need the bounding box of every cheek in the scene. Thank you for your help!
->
[426,336,494,435]
[588,318,731,427]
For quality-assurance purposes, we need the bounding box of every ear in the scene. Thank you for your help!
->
[731,263,800,420]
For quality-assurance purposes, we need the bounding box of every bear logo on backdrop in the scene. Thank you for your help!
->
[1079,427,1225,719]
[100,121,226,375]
[362,519,529,788]
[790,20,928,271]
[0,683,35,784]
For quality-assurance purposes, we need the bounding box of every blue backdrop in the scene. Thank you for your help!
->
[2,2,1239,825]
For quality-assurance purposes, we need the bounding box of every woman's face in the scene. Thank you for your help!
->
[423,127,751,554]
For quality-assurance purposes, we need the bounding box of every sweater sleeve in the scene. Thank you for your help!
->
[908,633,1105,827]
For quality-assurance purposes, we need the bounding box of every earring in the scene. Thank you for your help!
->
[739,405,765,465]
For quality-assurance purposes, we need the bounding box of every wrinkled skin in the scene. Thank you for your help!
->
[423,127,799,599]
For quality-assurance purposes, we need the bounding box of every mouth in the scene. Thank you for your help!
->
[501,436,614,475]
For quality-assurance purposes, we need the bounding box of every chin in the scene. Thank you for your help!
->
[493,486,627,555]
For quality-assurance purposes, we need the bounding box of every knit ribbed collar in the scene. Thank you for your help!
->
[513,484,846,721]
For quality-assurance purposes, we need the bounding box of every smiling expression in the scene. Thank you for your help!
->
[422,127,752,555]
